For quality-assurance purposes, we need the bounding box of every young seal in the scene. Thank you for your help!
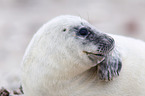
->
[21,15,145,96]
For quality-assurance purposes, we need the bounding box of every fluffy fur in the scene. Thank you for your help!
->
[21,15,145,96]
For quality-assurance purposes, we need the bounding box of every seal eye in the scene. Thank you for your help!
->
[63,28,66,32]
[78,28,89,36]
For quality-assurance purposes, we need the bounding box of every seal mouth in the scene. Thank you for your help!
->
[83,51,105,64]
[83,51,105,57]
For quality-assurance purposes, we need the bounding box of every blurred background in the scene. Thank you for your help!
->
[0,0,145,90]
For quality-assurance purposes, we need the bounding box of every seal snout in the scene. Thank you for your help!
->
[97,34,115,55]
[105,35,115,51]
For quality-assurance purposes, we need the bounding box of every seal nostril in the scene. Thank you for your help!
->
[108,37,115,45]
[96,35,115,54]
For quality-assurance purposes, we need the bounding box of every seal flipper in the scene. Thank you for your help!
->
[97,50,122,81]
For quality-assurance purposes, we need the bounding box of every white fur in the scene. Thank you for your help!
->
[22,15,145,96]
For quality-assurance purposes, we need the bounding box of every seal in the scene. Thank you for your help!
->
[21,15,145,96]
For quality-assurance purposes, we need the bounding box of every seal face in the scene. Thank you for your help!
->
[65,23,115,65]
[75,26,115,55]
[57,17,122,80]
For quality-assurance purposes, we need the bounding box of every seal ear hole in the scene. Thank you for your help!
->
[63,28,67,32]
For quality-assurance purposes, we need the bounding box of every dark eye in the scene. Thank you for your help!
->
[78,28,89,36]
